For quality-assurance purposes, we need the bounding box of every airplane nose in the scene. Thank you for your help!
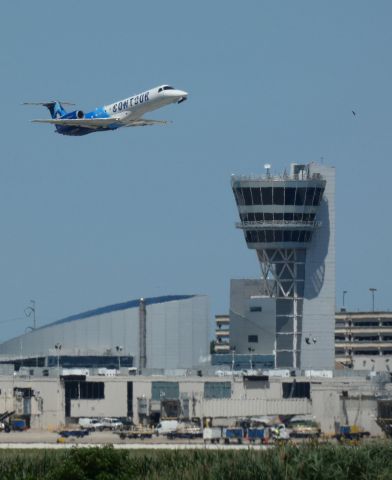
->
[176,90,188,104]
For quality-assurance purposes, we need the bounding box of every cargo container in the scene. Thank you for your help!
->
[247,427,266,443]
[224,427,244,444]
[203,427,223,444]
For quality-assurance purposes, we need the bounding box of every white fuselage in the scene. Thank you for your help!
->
[104,85,187,121]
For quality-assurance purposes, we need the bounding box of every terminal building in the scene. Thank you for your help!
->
[0,295,210,372]
[224,163,336,370]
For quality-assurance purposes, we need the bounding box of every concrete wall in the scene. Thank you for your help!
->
[147,295,210,369]
[301,164,336,370]
[0,373,388,437]
[70,379,127,418]
[200,398,311,418]
[353,356,392,372]
[0,376,64,429]
[230,280,276,355]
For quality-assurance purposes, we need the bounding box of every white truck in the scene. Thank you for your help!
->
[78,418,104,431]
[156,420,179,436]
[101,418,123,430]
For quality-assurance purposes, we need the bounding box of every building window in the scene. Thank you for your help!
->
[248,335,259,343]
[246,230,313,243]
[273,187,284,205]
[313,187,323,206]
[284,188,296,205]
[204,382,231,399]
[353,321,378,327]
[261,187,272,204]
[282,382,310,399]
[295,188,306,205]
[233,188,245,206]
[304,187,315,205]
[250,306,262,312]
[251,187,262,204]
[242,188,252,205]
[80,382,105,400]
[151,381,179,401]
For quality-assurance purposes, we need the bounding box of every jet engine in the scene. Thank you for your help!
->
[62,110,85,119]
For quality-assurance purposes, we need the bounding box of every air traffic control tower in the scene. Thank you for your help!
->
[231,163,335,370]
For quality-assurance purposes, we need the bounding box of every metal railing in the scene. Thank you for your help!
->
[236,220,321,229]
[231,172,324,182]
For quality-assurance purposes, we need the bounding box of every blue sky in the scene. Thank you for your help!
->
[1,1,391,339]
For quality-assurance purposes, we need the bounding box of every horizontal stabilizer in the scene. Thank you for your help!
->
[23,101,75,106]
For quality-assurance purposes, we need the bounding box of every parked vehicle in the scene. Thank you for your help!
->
[101,418,123,430]
[0,421,10,433]
[167,423,202,439]
[270,424,290,441]
[116,426,155,439]
[59,429,89,438]
[0,411,14,433]
[203,427,223,444]
[78,418,104,431]
[224,427,244,444]
[335,425,370,441]
[117,417,134,430]
[156,420,179,436]
[247,427,266,443]
[288,419,321,438]
[11,418,27,431]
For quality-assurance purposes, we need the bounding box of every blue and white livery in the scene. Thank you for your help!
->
[25,85,188,136]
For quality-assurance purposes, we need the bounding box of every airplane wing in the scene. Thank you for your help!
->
[32,118,117,128]
[122,119,171,127]
[32,117,171,128]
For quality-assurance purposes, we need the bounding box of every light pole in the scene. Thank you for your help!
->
[342,290,347,309]
[24,300,36,330]
[116,345,123,373]
[369,288,377,312]
[54,343,62,375]
[248,347,255,370]
[231,346,236,372]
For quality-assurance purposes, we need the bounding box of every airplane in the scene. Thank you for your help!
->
[24,85,188,136]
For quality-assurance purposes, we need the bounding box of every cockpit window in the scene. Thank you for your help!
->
[158,86,174,93]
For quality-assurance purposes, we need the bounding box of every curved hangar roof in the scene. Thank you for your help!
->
[45,294,195,329]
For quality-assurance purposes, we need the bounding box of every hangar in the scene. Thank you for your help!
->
[0,295,210,371]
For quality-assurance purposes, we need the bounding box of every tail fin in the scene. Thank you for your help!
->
[45,101,67,119]
[23,101,75,118]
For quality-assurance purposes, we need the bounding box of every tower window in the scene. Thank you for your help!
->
[248,335,259,343]
[250,306,262,312]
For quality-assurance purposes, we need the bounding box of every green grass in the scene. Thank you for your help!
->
[0,442,391,479]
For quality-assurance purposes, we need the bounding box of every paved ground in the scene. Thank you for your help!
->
[0,429,269,449]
